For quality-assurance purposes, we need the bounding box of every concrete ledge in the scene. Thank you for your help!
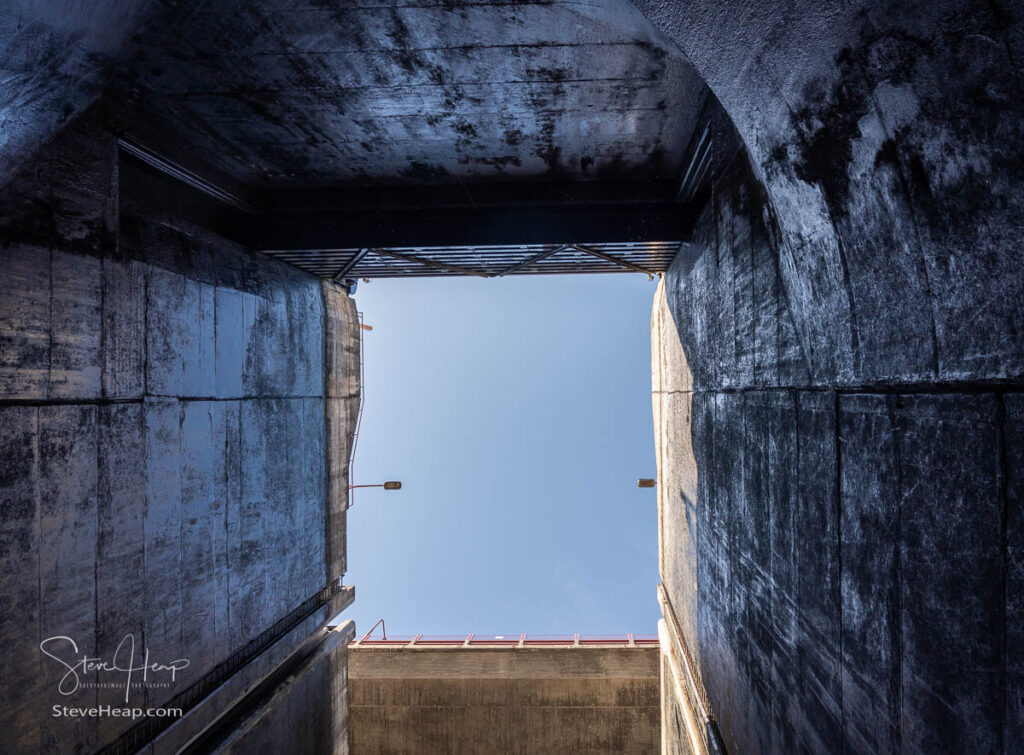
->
[182,620,356,755]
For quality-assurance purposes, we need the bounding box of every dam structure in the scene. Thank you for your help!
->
[1,0,1022,752]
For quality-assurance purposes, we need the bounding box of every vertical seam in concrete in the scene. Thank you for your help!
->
[891,395,904,753]
[834,390,844,755]
[790,389,798,749]
[832,230,861,380]
[224,401,232,647]
[139,401,148,705]
[730,191,738,382]
[47,248,54,399]
[262,414,270,629]
[143,268,150,397]
[775,231,782,388]
[750,204,757,385]
[207,402,216,642]
[235,401,243,648]
[728,391,738,750]
[179,279,186,398]
[713,177,720,388]
[213,285,219,393]
[95,406,101,662]
[178,400,185,656]
[767,390,776,755]
[321,291,330,577]
[998,391,1008,755]
[33,407,42,753]
[100,259,107,399]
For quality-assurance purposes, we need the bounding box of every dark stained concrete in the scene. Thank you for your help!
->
[0,108,359,753]
[0,3,708,752]
[635,0,1024,750]
[348,645,660,754]
[637,0,1024,385]
[1,0,707,191]
[1,1,714,276]
[117,0,705,187]
[1,0,1023,753]
[0,0,153,182]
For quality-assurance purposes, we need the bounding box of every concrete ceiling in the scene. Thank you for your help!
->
[0,0,153,181]
[3,0,713,270]
[114,0,707,188]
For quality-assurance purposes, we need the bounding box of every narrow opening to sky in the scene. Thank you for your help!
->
[347,273,660,638]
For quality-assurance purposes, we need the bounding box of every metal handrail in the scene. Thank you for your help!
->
[347,310,367,510]
[358,618,387,643]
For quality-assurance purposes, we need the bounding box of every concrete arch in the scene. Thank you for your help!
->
[637,1,1024,752]
[638,0,1024,384]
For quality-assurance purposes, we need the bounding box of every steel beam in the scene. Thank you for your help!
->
[257,202,695,251]
[368,248,491,277]
[570,244,655,275]
[333,248,370,281]
[494,245,568,276]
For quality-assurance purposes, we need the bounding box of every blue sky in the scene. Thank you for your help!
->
[345,273,660,639]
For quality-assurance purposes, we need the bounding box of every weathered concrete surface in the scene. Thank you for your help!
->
[1,1,707,190]
[323,283,360,580]
[144,587,353,755]
[349,646,660,754]
[3,2,1023,754]
[636,0,1024,386]
[0,112,358,753]
[204,621,355,755]
[117,1,705,186]
[0,0,154,184]
[651,280,698,674]
[652,94,1021,752]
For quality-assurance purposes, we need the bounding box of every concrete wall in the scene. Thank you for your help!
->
[635,1,1024,752]
[217,637,350,755]
[349,645,660,754]
[0,107,357,753]
[192,621,356,755]
[650,97,1022,754]
[637,0,1024,387]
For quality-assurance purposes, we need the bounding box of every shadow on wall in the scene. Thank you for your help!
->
[651,92,1022,755]
[0,108,359,753]
[638,2,1023,752]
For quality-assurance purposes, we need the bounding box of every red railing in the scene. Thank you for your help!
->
[351,632,658,647]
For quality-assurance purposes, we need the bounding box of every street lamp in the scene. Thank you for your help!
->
[349,481,402,490]
[347,480,402,510]
[637,478,656,488]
